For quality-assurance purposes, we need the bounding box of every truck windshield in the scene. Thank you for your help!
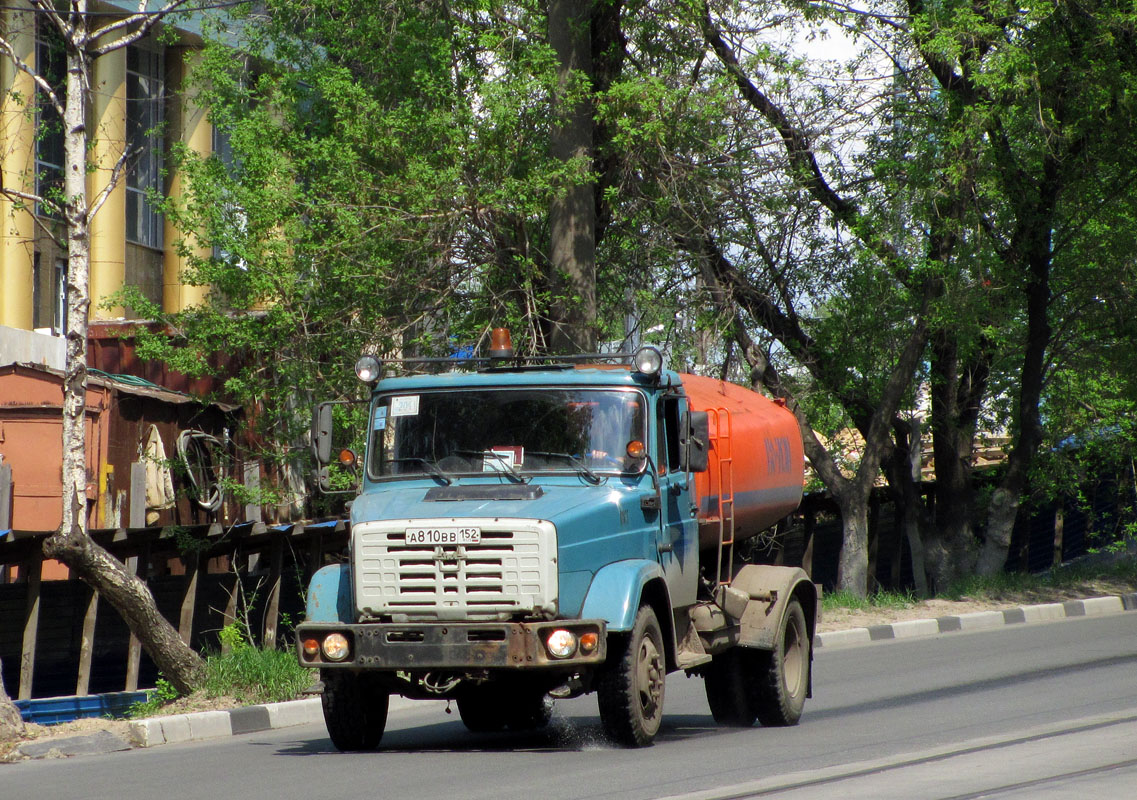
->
[367,388,646,481]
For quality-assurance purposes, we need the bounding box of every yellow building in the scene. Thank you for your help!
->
[1,1,215,344]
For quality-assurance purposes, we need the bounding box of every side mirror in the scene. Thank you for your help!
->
[680,410,710,473]
[311,403,334,465]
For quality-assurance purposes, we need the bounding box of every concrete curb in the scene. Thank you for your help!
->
[815,592,1137,649]
[127,694,434,748]
[13,592,1137,759]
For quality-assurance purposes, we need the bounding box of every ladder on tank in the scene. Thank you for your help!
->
[708,407,736,593]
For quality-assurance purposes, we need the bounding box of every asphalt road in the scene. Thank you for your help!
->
[6,613,1137,800]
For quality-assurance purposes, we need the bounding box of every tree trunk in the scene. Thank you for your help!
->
[44,533,205,693]
[977,236,1052,574]
[0,657,24,742]
[925,329,990,586]
[835,491,870,595]
[40,20,206,697]
[547,0,597,354]
[884,418,929,597]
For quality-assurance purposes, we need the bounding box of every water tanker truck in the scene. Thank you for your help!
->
[298,331,815,749]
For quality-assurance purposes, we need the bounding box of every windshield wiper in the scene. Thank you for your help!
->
[382,457,454,485]
[527,451,603,485]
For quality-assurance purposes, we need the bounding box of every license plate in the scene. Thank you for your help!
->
[405,527,481,545]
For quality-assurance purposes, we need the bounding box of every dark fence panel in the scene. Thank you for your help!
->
[1,519,347,701]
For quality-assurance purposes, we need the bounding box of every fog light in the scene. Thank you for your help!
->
[301,638,320,660]
[546,629,578,658]
[322,633,351,662]
[579,632,599,654]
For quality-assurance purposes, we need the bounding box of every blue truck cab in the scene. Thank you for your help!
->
[298,341,815,749]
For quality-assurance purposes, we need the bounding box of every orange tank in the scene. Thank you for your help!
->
[679,374,805,551]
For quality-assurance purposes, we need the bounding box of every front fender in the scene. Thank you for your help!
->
[579,560,666,632]
[305,564,354,624]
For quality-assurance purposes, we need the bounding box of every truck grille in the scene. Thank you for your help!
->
[352,518,558,622]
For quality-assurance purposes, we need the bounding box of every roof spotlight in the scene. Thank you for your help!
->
[633,346,663,377]
[355,355,382,384]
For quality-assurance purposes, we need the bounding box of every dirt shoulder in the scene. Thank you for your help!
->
[818,575,1137,632]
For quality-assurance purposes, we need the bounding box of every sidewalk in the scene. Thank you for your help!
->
[8,592,1137,760]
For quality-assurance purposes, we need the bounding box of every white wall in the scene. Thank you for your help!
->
[0,325,65,369]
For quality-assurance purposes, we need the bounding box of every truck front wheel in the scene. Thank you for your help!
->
[752,597,810,726]
[321,670,390,751]
[598,605,666,747]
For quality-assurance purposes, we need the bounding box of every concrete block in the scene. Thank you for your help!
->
[186,710,232,741]
[129,718,165,747]
[816,628,871,649]
[157,714,192,745]
[1080,596,1124,616]
[957,611,1005,631]
[1021,603,1067,623]
[891,619,940,639]
[264,698,322,729]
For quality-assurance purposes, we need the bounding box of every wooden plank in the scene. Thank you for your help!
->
[243,461,262,523]
[18,550,42,700]
[129,461,147,529]
[76,586,99,696]
[307,525,324,582]
[179,552,201,646]
[124,546,148,692]
[262,533,284,649]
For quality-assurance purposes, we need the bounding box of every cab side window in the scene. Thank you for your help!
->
[656,396,682,473]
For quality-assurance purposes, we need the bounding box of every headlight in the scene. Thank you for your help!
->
[633,346,663,377]
[355,355,382,383]
[546,629,578,658]
[322,633,351,662]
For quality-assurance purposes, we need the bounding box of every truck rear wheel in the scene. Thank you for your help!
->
[598,605,666,747]
[321,670,390,751]
[703,649,758,727]
[753,598,810,726]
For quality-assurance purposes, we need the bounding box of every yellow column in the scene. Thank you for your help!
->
[0,0,35,329]
[87,45,127,320]
[163,47,211,313]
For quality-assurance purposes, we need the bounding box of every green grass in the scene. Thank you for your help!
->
[128,645,311,719]
[822,588,916,613]
[200,646,311,705]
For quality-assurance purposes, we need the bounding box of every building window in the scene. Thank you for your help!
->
[34,26,65,218]
[32,254,66,335]
[126,45,164,248]
[211,125,246,268]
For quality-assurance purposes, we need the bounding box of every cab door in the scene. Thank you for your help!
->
[655,394,698,607]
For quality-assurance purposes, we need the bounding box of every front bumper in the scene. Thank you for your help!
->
[297,620,607,670]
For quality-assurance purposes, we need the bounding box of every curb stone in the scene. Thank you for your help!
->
[12,592,1137,759]
[815,592,1137,649]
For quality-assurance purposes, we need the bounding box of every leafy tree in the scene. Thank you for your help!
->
[691,0,1137,592]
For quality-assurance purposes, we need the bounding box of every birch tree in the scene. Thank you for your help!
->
[0,0,205,693]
